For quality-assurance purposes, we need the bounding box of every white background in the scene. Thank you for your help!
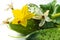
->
[0,0,60,40]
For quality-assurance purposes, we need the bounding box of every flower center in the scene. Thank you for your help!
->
[18,21,20,24]
[42,15,45,19]
[11,8,14,10]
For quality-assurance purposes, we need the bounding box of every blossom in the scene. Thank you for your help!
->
[12,5,35,27]
[34,10,52,27]
[28,5,52,27]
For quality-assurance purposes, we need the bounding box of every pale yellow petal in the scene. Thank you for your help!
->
[44,10,49,17]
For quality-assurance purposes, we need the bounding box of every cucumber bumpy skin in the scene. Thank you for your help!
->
[26,28,60,40]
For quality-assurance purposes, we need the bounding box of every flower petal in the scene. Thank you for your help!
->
[33,16,42,20]
[12,5,34,27]
[39,19,45,27]
[44,10,49,17]
[12,9,21,18]
[45,17,52,22]
[12,18,19,24]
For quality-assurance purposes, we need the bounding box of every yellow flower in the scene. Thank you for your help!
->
[12,5,35,27]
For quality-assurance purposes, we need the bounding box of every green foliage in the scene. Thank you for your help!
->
[51,5,60,24]
[40,0,60,25]
[52,15,60,24]
[40,0,56,17]
[26,28,60,40]
[40,22,57,29]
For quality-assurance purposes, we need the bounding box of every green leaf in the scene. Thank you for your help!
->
[52,4,60,16]
[40,22,56,29]
[40,0,60,24]
[52,15,60,24]
[40,0,56,17]
[9,19,40,35]
[51,5,60,24]
[56,25,60,28]
[26,28,60,40]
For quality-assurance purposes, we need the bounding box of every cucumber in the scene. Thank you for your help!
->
[26,28,60,40]
[9,19,40,35]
